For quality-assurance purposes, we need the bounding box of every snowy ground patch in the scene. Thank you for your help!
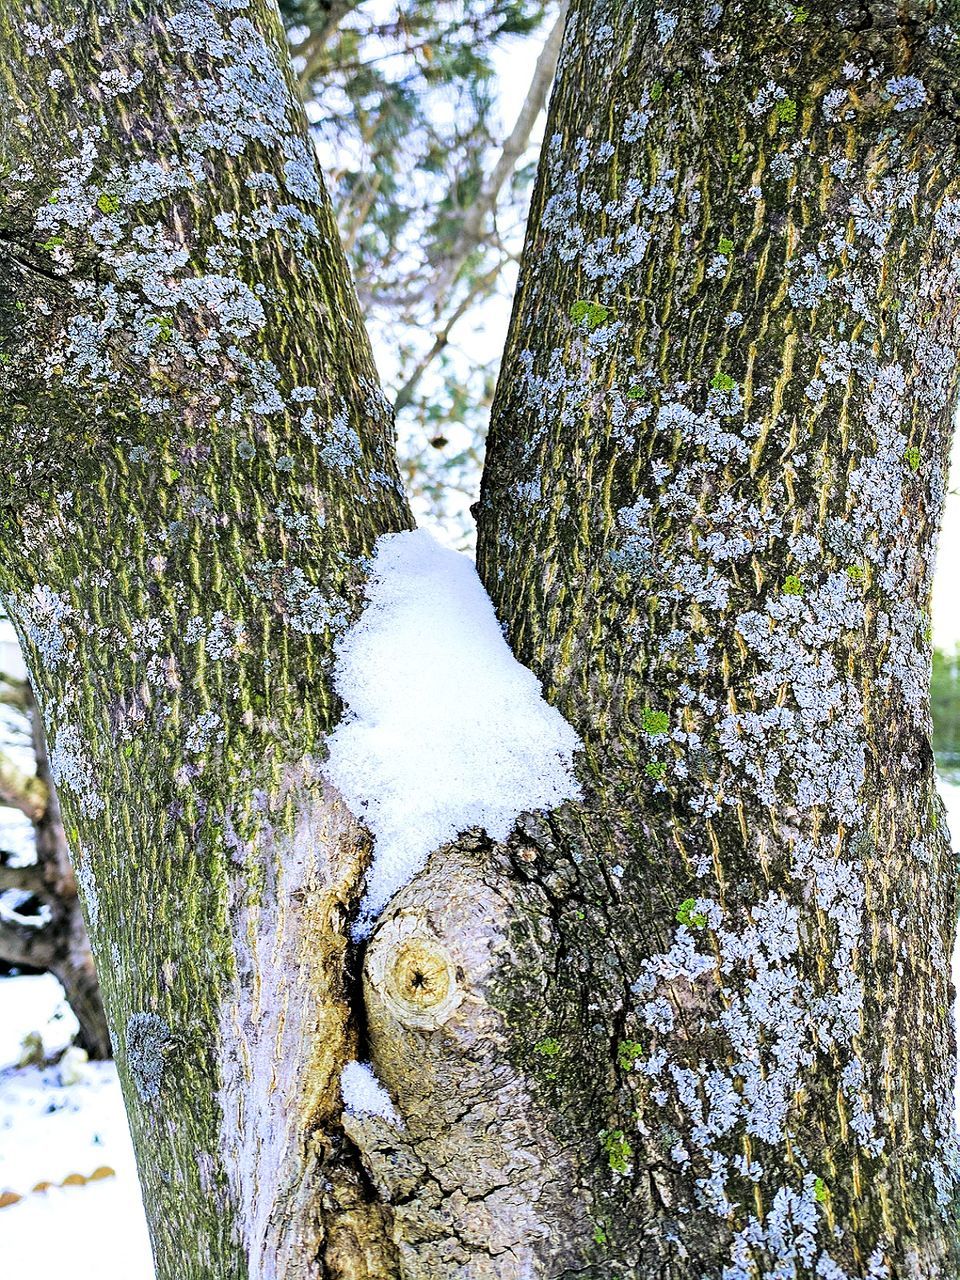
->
[323,529,583,929]
[0,972,76,1068]
[0,975,154,1280]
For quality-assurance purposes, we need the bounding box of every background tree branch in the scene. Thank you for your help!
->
[424,0,567,315]
[0,913,57,971]
[0,748,46,823]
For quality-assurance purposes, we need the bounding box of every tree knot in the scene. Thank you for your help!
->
[366,911,464,1030]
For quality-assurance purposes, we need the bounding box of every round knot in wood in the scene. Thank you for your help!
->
[367,913,464,1030]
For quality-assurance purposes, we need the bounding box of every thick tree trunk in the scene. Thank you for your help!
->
[0,1,409,1274]
[471,0,960,1275]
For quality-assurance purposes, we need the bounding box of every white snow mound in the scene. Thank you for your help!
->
[322,529,582,929]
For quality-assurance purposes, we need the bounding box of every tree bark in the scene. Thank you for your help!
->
[471,0,960,1275]
[0,0,409,1274]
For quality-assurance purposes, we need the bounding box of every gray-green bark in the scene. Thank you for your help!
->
[475,0,960,1274]
[0,0,409,1273]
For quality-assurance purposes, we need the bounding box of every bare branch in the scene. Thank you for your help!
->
[394,261,505,412]
[341,171,384,258]
[296,1,365,88]
[0,666,30,715]
[425,3,568,315]
[0,863,46,895]
[387,6,568,413]
[0,685,29,711]
[0,912,57,970]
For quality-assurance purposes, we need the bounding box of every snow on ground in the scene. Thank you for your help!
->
[0,975,154,1280]
[0,973,75,1068]
[323,529,583,931]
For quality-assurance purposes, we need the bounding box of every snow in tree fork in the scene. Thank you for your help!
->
[1,0,960,1278]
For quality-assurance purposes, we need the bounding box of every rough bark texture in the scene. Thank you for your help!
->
[0,1,410,1275]
[473,1,960,1275]
[343,832,595,1277]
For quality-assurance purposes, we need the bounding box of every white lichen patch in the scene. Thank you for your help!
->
[12,0,395,503]
[48,723,105,817]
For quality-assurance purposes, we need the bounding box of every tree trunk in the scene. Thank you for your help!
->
[472,0,960,1274]
[0,0,409,1274]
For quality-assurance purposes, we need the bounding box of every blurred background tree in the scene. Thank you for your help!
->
[284,0,566,541]
[932,647,960,783]
[0,663,109,1059]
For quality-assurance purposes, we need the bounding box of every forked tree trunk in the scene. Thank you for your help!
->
[2,1,960,1278]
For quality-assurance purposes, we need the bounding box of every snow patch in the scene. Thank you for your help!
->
[322,530,583,929]
[0,975,154,1279]
[340,1060,400,1123]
